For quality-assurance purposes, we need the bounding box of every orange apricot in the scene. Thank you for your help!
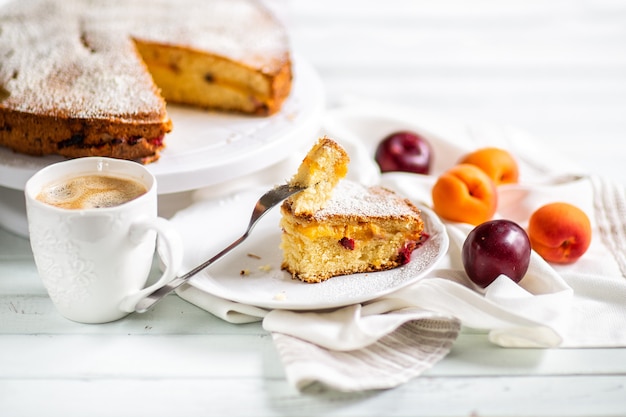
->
[527,202,592,264]
[458,147,519,185]
[431,163,498,225]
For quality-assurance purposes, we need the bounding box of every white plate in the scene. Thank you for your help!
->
[171,187,448,310]
[0,56,324,194]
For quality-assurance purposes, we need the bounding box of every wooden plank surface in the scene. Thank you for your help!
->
[2,377,625,417]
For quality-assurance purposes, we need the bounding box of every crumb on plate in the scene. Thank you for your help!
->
[273,291,287,301]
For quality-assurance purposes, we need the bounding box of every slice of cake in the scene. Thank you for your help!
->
[0,0,292,163]
[280,140,424,283]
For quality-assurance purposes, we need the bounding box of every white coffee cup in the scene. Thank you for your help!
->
[24,157,183,324]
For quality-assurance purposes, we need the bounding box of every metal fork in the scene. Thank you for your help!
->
[134,183,306,314]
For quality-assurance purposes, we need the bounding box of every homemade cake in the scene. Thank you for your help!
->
[0,0,292,163]
[280,139,424,283]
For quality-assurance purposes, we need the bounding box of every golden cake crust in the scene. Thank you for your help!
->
[0,0,292,163]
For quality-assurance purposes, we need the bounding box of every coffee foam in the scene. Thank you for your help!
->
[37,174,147,210]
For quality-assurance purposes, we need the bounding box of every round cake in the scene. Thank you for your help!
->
[0,0,292,163]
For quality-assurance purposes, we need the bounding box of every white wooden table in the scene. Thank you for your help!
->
[1,1,626,416]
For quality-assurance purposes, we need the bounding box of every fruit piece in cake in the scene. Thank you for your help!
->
[280,180,424,283]
[285,137,350,215]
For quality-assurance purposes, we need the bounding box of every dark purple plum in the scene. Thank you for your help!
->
[462,219,531,288]
[375,131,432,174]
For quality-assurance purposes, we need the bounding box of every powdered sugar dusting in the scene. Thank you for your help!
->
[0,1,163,119]
[0,0,289,119]
[315,180,421,220]
[124,0,289,72]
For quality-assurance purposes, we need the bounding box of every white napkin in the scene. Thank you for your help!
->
[323,102,626,348]
[174,102,626,391]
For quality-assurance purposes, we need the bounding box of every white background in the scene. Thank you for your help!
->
[281,0,626,183]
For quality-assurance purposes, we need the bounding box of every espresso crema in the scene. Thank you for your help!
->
[36,174,147,209]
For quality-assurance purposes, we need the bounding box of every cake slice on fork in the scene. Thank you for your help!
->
[280,137,424,283]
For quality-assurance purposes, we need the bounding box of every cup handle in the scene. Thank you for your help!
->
[118,217,183,313]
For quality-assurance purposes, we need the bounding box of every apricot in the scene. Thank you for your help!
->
[431,164,498,225]
[527,202,592,264]
[458,147,519,185]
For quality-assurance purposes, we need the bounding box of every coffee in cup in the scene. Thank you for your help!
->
[36,174,147,210]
